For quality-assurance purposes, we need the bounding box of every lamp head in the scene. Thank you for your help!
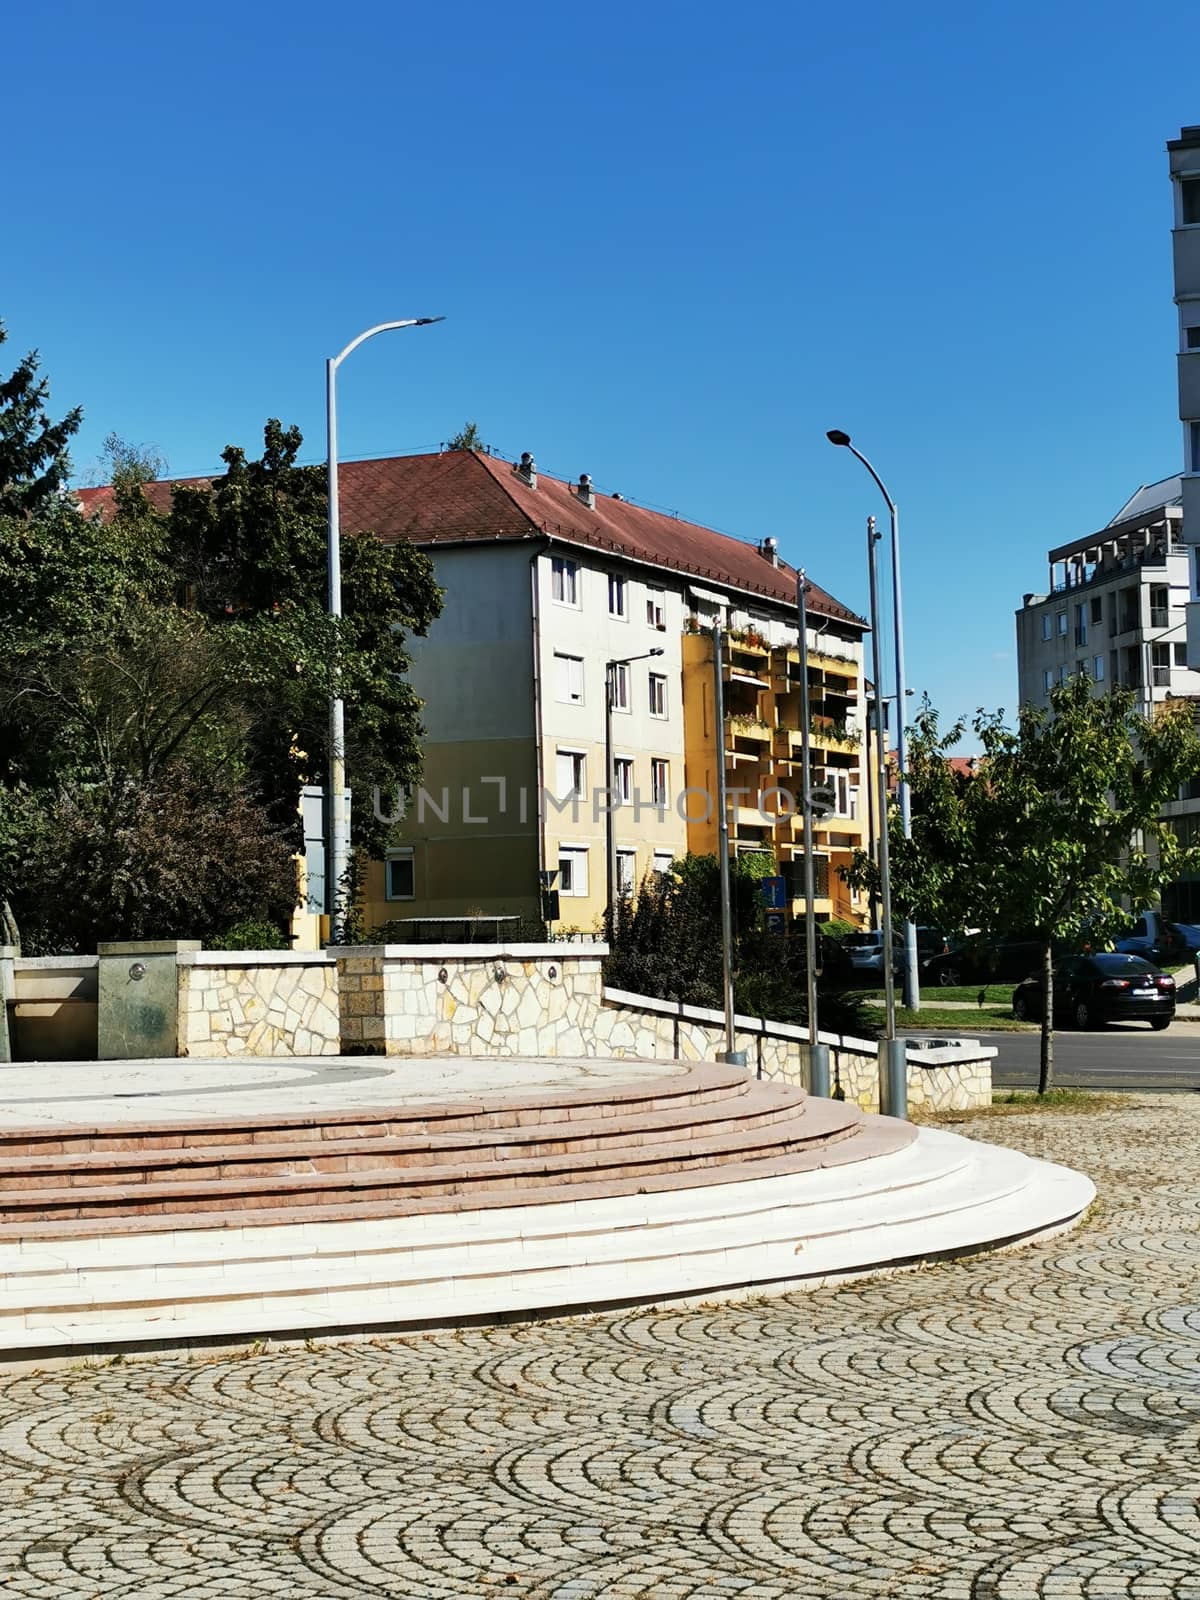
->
[415,316,446,326]
[649,647,665,657]
[826,429,851,447]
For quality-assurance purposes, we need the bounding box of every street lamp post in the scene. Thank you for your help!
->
[604,648,665,933]
[325,316,443,942]
[827,428,920,1012]
[867,516,907,1118]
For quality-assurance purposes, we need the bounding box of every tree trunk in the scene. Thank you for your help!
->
[1038,938,1054,1096]
[0,899,19,954]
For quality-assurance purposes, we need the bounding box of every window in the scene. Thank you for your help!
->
[1074,603,1086,647]
[1094,655,1105,682]
[551,555,578,606]
[1041,614,1052,641]
[1056,611,1067,636]
[652,850,674,875]
[558,846,589,897]
[1190,421,1200,474]
[608,573,627,618]
[1183,177,1200,226]
[556,750,586,799]
[608,661,630,711]
[613,757,633,802]
[1176,642,1188,666]
[651,758,670,806]
[1059,663,1070,684]
[645,586,667,629]
[1188,326,1200,350]
[1152,643,1171,687]
[385,848,415,901]
[555,652,584,704]
[1151,584,1170,630]
[1091,596,1103,625]
[648,672,667,717]
[616,849,637,898]
[1042,668,1053,694]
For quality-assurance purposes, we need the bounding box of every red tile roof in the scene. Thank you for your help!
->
[76,450,865,628]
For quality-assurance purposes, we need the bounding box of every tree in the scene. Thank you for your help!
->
[850,678,1200,1092]
[604,854,874,1040]
[445,421,482,451]
[0,322,81,519]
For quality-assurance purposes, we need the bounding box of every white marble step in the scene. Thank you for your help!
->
[0,1130,1094,1353]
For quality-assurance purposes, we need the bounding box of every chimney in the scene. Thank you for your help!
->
[515,451,537,490]
[577,473,595,510]
[759,536,779,567]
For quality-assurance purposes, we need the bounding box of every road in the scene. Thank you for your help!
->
[903,1019,1200,1090]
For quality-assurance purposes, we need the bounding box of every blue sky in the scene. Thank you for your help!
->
[5,0,1192,743]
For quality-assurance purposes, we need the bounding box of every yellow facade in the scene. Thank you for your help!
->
[681,631,868,926]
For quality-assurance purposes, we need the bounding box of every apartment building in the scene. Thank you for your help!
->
[1168,125,1200,664]
[1015,477,1199,709]
[330,448,869,933]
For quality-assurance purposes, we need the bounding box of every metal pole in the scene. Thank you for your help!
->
[712,625,744,1065]
[326,357,348,943]
[868,516,907,1118]
[605,665,617,935]
[323,317,444,945]
[797,573,830,1097]
[888,499,920,1011]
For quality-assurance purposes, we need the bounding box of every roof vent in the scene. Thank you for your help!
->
[577,473,595,511]
[759,536,779,567]
[611,491,624,501]
[515,451,537,490]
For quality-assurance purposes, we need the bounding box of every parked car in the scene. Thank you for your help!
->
[922,934,1045,988]
[843,930,901,978]
[1169,921,1200,955]
[1113,911,1188,966]
[1011,953,1175,1030]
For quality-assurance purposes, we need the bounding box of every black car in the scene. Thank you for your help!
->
[1011,953,1176,1030]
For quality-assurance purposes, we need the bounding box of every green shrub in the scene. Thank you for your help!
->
[208,918,289,951]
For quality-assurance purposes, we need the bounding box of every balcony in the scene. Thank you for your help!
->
[726,713,773,746]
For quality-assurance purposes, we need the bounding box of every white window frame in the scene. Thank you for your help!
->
[554,652,584,704]
[551,555,579,607]
[652,850,674,875]
[1042,668,1053,694]
[646,585,667,630]
[385,848,415,901]
[1041,614,1052,641]
[1094,655,1105,682]
[651,758,670,807]
[609,661,631,712]
[558,845,589,898]
[648,672,667,718]
[608,573,628,619]
[616,848,637,898]
[1056,611,1068,636]
[556,748,586,800]
[613,756,634,803]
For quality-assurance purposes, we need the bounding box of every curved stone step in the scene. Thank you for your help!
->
[0,1080,838,1192]
[0,1127,1095,1356]
[0,1063,754,1158]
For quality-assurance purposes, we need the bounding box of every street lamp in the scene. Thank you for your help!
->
[605,648,665,932]
[827,428,920,1013]
[325,317,444,942]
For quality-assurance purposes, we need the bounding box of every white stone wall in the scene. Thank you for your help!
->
[178,955,340,1057]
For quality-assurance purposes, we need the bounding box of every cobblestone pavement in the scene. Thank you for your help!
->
[1,1096,1198,1598]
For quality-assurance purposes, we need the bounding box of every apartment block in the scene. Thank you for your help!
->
[1015,478,1199,709]
[1168,125,1200,664]
[331,449,868,933]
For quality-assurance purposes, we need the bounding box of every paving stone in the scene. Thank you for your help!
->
[0,1095,1197,1595]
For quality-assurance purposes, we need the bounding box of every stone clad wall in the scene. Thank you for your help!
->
[368,946,992,1114]
[177,954,339,1057]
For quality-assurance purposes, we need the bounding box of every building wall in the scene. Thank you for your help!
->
[1169,127,1200,664]
[681,630,868,926]
[364,544,542,931]
[535,548,689,931]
